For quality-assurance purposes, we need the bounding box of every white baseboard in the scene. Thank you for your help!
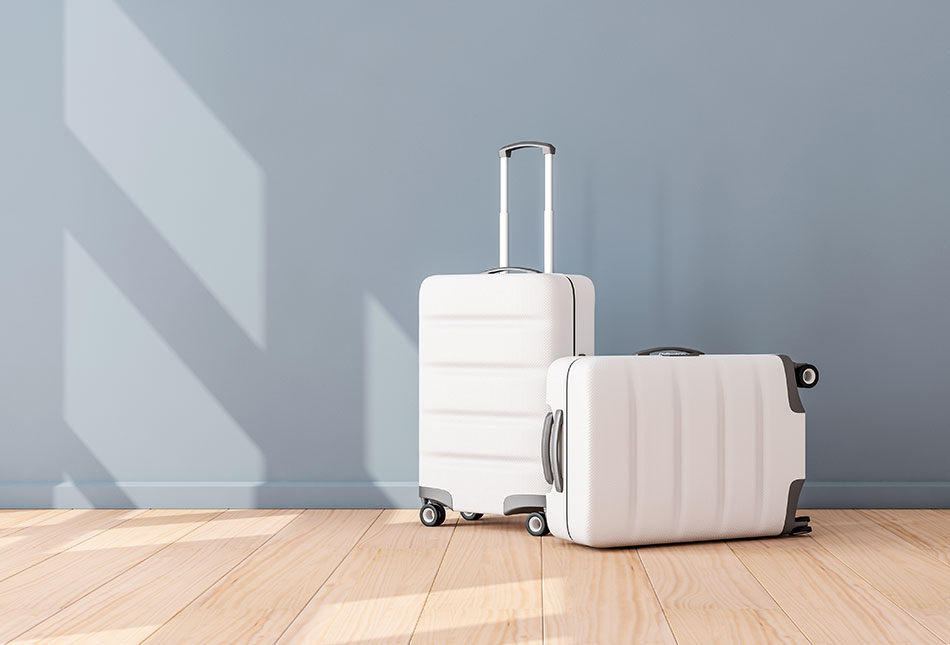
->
[2,480,949,509]
[0,481,421,509]
[799,481,950,508]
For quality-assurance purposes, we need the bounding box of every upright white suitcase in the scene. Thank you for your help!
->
[536,348,818,546]
[418,142,595,526]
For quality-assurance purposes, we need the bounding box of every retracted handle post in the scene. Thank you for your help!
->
[498,141,556,273]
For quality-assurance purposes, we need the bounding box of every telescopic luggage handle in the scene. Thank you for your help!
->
[498,141,556,273]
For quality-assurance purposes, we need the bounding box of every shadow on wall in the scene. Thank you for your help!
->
[49,0,418,509]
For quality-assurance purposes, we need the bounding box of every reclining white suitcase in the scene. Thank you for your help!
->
[418,141,595,527]
[533,348,818,546]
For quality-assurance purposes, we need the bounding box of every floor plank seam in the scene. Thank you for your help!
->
[272,509,385,644]
[635,548,678,643]
[136,508,316,644]
[801,534,950,645]
[855,509,950,569]
[0,508,149,587]
[725,540,816,645]
[540,536,544,645]
[407,515,459,644]
[0,509,70,533]
[7,509,228,643]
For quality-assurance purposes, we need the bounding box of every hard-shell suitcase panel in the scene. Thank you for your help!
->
[419,274,578,514]
[419,274,576,369]
[545,354,812,548]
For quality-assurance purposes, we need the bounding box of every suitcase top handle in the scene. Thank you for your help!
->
[498,141,556,273]
[636,346,705,356]
[482,267,541,275]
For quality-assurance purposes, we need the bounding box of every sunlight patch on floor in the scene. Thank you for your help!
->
[12,624,162,644]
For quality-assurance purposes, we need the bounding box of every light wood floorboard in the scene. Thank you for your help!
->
[143,509,380,644]
[0,509,217,642]
[411,514,541,644]
[544,536,675,644]
[277,509,456,645]
[1,509,949,643]
[13,509,301,644]
[808,508,950,640]
[0,509,69,531]
[639,540,807,644]
[0,509,144,583]
[861,509,950,566]
[730,532,944,644]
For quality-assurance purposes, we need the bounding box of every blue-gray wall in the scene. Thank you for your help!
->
[2,1,949,508]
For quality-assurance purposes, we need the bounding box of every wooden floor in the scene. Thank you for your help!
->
[1,509,949,644]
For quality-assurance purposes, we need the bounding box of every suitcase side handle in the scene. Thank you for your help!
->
[541,412,554,485]
[636,346,705,356]
[551,409,564,493]
[499,141,556,273]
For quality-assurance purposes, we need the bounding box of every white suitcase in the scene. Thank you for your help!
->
[418,142,595,526]
[535,348,818,547]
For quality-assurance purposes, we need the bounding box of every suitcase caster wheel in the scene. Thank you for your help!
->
[526,512,549,537]
[420,503,446,527]
[460,512,483,521]
[795,363,819,388]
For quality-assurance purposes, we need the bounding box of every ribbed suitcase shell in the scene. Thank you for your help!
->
[544,354,806,548]
[419,272,594,515]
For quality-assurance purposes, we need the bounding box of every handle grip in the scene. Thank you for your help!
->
[499,141,556,158]
[498,141,555,273]
[482,267,541,275]
[551,409,564,493]
[541,412,554,485]
[636,347,705,356]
